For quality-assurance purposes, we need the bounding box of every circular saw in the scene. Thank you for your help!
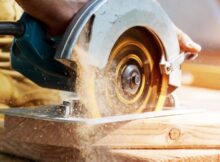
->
[0,0,188,117]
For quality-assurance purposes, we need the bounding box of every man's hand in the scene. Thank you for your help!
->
[175,26,202,54]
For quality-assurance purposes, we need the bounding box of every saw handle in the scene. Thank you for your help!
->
[0,13,74,90]
[184,53,198,61]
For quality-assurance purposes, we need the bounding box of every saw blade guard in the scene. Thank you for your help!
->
[55,0,181,88]
[55,0,182,117]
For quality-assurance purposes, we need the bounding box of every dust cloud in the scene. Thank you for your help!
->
[70,46,120,162]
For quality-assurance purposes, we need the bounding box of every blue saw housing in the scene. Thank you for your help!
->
[11,14,75,91]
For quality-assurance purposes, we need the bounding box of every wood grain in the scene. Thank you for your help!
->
[1,109,197,149]
[1,115,126,152]
[0,139,83,162]
[94,112,220,149]
[109,149,220,162]
[2,110,220,161]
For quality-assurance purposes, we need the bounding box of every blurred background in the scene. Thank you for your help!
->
[159,0,220,89]
[158,0,220,108]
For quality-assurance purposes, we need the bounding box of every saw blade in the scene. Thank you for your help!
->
[77,27,169,118]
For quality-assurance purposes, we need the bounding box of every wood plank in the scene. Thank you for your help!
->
[94,112,220,149]
[0,140,83,162]
[1,108,199,149]
[0,116,122,151]
[0,109,207,162]
[3,110,220,150]
[109,149,220,162]
[1,111,220,161]
[0,120,84,162]
[1,140,220,162]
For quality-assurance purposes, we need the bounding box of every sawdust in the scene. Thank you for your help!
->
[72,45,117,118]
[73,45,98,117]
[69,44,167,161]
[71,46,119,162]
[71,118,123,162]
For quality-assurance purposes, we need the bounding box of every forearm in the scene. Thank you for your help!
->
[15,0,86,35]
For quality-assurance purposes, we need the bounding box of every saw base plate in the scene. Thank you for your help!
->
[0,106,203,125]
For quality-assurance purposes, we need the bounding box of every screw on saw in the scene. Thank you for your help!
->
[56,99,85,117]
[56,100,74,117]
[56,102,71,118]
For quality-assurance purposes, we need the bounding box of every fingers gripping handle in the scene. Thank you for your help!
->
[184,53,198,61]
